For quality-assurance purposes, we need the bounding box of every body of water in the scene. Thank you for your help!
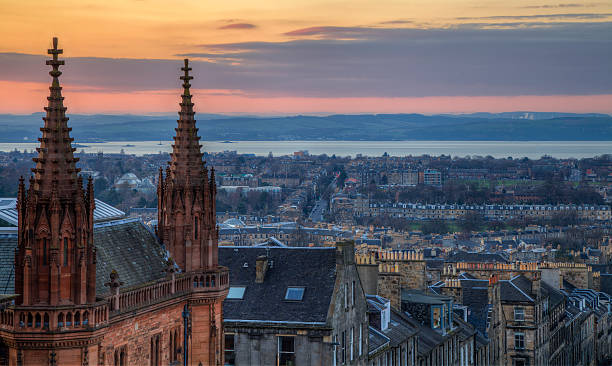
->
[0,141,610,159]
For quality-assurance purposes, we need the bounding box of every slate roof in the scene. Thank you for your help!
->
[425,259,444,270]
[384,311,419,347]
[94,219,167,295]
[458,279,490,335]
[0,235,17,295]
[0,198,125,226]
[219,246,337,325]
[0,219,167,297]
[402,289,451,305]
[367,296,418,348]
[541,281,565,308]
[369,327,390,355]
[411,318,445,356]
[499,278,534,303]
[446,251,508,264]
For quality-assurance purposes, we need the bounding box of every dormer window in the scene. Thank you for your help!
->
[227,286,246,300]
[432,306,442,329]
[285,287,305,301]
[381,300,391,331]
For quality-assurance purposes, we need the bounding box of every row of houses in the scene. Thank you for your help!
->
[356,247,612,366]
[219,241,487,366]
[340,198,611,221]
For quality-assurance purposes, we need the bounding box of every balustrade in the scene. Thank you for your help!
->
[111,267,228,314]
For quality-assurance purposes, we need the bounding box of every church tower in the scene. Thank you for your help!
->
[15,37,96,307]
[157,59,218,272]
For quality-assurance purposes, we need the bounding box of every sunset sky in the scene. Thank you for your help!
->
[1,0,611,114]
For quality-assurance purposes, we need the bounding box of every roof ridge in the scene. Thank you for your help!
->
[509,280,535,302]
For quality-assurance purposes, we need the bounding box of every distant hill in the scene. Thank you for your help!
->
[0,113,610,142]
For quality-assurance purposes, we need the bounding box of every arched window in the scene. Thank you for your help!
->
[75,312,81,326]
[27,313,33,327]
[43,313,49,329]
[83,311,89,326]
[42,238,47,265]
[63,237,69,266]
[35,313,41,328]
[58,313,64,327]
[194,216,198,240]
[66,312,72,327]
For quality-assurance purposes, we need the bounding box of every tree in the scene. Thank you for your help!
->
[459,212,484,233]
[137,197,147,208]
[421,220,450,235]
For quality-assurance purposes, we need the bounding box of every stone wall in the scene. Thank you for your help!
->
[225,326,330,366]
[377,272,401,310]
[330,242,369,365]
[101,301,184,366]
[356,264,378,295]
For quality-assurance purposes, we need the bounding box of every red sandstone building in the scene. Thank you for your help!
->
[0,38,228,366]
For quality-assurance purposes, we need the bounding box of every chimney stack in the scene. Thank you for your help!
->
[255,255,269,283]
[532,271,541,298]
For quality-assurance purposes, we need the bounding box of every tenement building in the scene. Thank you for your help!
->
[0,39,228,365]
[219,241,369,365]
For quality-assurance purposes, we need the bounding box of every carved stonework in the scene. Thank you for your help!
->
[15,37,96,307]
[158,59,218,273]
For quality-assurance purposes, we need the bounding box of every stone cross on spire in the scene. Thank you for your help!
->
[46,37,64,87]
[180,59,193,96]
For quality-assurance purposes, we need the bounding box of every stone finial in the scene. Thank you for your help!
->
[104,270,123,292]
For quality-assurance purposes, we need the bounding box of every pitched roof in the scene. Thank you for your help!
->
[499,276,534,303]
[367,296,418,348]
[0,235,17,295]
[446,251,508,264]
[94,219,167,295]
[0,198,125,226]
[458,278,490,335]
[369,326,390,355]
[0,219,167,296]
[219,246,337,325]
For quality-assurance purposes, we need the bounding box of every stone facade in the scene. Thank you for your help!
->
[222,241,369,366]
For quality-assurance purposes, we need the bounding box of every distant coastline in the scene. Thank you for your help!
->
[0,112,610,142]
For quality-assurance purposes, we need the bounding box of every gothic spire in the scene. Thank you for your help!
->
[31,37,79,199]
[169,59,205,185]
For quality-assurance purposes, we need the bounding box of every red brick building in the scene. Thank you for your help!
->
[0,38,228,366]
